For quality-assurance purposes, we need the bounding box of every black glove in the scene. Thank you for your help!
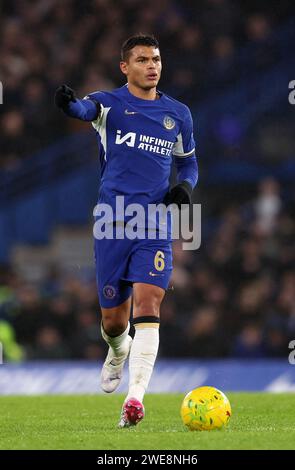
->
[163,181,193,209]
[54,84,76,109]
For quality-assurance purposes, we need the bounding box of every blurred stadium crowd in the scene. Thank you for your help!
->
[0,0,294,361]
[0,0,293,169]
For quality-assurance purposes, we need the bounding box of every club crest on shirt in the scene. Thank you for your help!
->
[163,115,175,130]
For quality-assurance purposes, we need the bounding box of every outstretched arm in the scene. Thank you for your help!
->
[54,85,100,121]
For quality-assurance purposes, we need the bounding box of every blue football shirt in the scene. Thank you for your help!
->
[86,84,196,219]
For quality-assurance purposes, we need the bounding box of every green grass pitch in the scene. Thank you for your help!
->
[1,393,295,450]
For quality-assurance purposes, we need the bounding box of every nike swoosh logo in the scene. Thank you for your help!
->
[149,271,164,277]
[125,109,138,115]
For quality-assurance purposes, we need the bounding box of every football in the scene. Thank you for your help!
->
[180,386,231,431]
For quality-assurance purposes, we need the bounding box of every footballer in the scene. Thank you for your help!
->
[55,35,198,427]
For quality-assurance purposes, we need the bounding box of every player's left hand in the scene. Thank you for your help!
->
[163,181,193,209]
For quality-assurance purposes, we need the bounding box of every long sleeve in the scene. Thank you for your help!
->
[64,98,100,121]
[175,154,198,189]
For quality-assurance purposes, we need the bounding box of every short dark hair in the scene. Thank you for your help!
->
[121,34,159,61]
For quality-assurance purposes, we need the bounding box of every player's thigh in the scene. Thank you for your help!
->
[133,283,165,318]
[130,238,172,318]
[125,238,173,292]
[94,236,133,309]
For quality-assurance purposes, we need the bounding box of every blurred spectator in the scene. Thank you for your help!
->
[0,110,28,170]
[209,36,238,88]
[231,323,265,358]
[254,177,282,235]
[246,14,279,70]
[32,326,70,360]
[70,308,102,360]
[0,320,24,362]
[185,305,228,357]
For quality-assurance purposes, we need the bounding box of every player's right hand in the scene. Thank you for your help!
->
[163,181,193,209]
[54,84,76,109]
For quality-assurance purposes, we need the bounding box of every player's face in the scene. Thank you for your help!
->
[120,46,162,90]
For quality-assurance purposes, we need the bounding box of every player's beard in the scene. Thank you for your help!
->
[141,84,157,91]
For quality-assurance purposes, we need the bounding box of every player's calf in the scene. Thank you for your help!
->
[101,321,132,393]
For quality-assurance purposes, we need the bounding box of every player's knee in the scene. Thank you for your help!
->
[133,295,161,317]
[102,316,128,337]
